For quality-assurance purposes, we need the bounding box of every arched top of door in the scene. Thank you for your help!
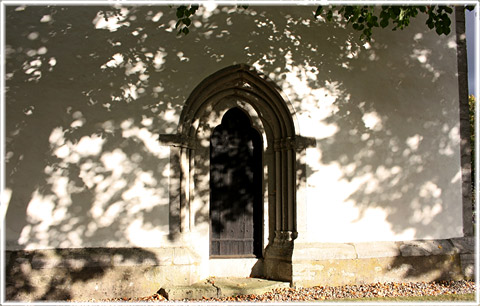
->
[177,64,300,142]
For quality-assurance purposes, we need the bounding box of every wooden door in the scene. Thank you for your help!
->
[210,108,262,257]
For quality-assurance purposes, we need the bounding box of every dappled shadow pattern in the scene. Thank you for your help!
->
[4,4,467,298]
[5,247,161,301]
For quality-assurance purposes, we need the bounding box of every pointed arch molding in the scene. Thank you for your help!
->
[159,64,315,246]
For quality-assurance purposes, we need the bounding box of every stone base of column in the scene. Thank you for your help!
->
[263,232,295,283]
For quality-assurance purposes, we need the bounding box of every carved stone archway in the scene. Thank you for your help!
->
[160,64,313,281]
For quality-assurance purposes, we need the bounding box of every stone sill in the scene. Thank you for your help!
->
[5,246,202,270]
[293,237,476,261]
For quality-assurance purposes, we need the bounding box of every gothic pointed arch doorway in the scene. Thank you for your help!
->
[160,64,312,281]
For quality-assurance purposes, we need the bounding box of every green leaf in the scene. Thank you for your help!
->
[363,28,372,40]
[183,27,189,35]
[443,14,451,26]
[183,17,191,26]
[175,19,182,29]
[344,6,353,16]
[426,19,434,29]
[392,6,400,16]
[315,6,323,17]
[326,10,333,21]
[176,7,184,18]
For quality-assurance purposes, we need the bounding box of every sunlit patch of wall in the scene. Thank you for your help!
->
[5,6,181,250]
[9,116,172,249]
[299,13,463,242]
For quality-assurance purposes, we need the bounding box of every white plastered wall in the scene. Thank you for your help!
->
[4,5,463,250]
[300,17,463,242]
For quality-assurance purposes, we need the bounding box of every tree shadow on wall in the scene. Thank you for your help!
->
[3,4,467,300]
[5,247,162,301]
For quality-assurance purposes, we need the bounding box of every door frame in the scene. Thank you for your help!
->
[159,64,312,280]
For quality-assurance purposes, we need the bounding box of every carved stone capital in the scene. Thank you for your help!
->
[273,136,316,152]
[274,230,298,245]
[295,135,317,151]
[159,134,196,149]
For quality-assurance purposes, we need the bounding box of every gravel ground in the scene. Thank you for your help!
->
[99,280,476,302]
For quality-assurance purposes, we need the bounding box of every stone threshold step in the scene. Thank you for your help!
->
[159,277,290,300]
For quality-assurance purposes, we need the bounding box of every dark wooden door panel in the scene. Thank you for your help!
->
[210,108,262,257]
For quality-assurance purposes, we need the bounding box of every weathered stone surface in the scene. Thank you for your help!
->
[399,241,434,257]
[292,255,463,288]
[264,257,292,282]
[428,240,456,255]
[27,247,176,270]
[216,277,289,297]
[146,263,202,287]
[209,258,262,278]
[451,237,475,254]
[173,247,201,265]
[159,279,217,300]
[5,247,203,302]
[159,277,290,300]
[460,254,476,279]
[398,239,456,257]
[293,243,356,261]
[6,264,162,301]
[5,251,12,268]
[6,238,473,301]
[354,241,400,259]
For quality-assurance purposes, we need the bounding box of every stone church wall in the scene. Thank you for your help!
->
[3,5,472,301]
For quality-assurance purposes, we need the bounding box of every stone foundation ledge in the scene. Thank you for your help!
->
[6,246,201,269]
[291,237,476,287]
[5,247,203,301]
[293,237,475,261]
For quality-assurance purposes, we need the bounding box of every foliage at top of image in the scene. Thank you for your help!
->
[175,5,476,41]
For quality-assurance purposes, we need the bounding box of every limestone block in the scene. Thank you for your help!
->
[147,264,202,287]
[428,240,456,255]
[399,240,455,257]
[460,253,476,279]
[291,255,464,288]
[28,247,175,269]
[264,258,292,282]
[152,248,175,266]
[173,247,201,265]
[293,243,356,261]
[6,247,202,301]
[451,237,475,254]
[159,279,217,300]
[6,264,163,301]
[354,241,400,258]
[5,251,12,267]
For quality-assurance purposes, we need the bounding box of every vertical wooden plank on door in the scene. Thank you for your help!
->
[210,108,262,257]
